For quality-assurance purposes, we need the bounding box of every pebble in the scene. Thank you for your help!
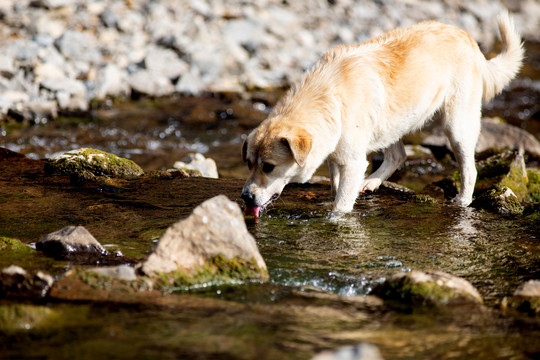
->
[0,0,538,121]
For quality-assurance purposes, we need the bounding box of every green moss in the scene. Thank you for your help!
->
[502,296,540,316]
[476,151,528,201]
[376,276,478,309]
[411,194,438,204]
[72,268,151,292]
[472,186,524,215]
[155,255,269,290]
[44,148,143,179]
[526,169,540,203]
[0,304,61,333]
[0,237,35,255]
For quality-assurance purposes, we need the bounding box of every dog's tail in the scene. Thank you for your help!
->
[482,11,524,102]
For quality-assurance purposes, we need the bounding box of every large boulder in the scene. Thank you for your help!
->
[372,270,483,308]
[139,195,268,287]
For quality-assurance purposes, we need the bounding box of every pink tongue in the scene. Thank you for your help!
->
[244,206,261,217]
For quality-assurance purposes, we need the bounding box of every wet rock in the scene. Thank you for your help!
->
[475,151,529,201]
[139,195,268,286]
[0,265,54,299]
[44,148,144,181]
[372,270,483,308]
[472,186,524,215]
[501,280,540,316]
[311,343,384,360]
[36,225,109,260]
[173,153,219,179]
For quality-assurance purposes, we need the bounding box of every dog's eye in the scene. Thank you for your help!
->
[262,162,275,173]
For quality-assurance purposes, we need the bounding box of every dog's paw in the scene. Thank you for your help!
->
[361,178,382,192]
[451,195,472,207]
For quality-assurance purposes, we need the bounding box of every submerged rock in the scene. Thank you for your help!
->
[311,343,384,360]
[36,225,109,260]
[44,148,144,182]
[173,153,219,179]
[501,280,540,316]
[139,195,268,286]
[372,270,483,308]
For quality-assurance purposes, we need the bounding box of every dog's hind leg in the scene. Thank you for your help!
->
[443,91,482,207]
[362,140,406,192]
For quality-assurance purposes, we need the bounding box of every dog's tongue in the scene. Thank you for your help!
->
[244,206,261,217]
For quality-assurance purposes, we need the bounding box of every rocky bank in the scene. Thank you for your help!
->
[1,0,540,122]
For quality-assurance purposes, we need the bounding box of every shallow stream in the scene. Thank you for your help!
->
[0,43,539,360]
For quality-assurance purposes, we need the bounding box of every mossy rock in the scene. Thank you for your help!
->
[472,185,524,215]
[526,169,540,203]
[372,270,483,310]
[411,194,438,204]
[500,280,540,316]
[0,237,35,255]
[44,148,143,179]
[523,202,540,222]
[154,255,269,290]
[475,151,528,201]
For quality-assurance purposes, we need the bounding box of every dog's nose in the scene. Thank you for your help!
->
[241,191,256,206]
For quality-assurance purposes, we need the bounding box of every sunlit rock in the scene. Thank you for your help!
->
[173,153,219,179]
[44,148,144,181]
[372,270,483,308]
[139,195,268,287]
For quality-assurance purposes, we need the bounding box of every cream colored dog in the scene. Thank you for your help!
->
[242,12,523,216]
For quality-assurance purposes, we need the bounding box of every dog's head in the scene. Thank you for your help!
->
[241,120,312,217]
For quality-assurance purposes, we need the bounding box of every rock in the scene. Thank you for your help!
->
[92,63,130,100]
[128,69,175,97]
[526,169,540,203]
[311,343,384,360]
[139,195,268,286]
[501,280,540,316]
[173,153,219,179]
[475,151,529,200]
[36,225,109,260]
[0,236,35,255]
[54,30,102,64]
[472,186,524,215]
[144,46,188,80]
[422,120,540,160]
[372,270,483,308]
[44,148,144,181]
[87,265,137,281]
[0,265,54,299]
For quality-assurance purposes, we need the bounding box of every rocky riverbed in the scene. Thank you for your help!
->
[1,0,540,122]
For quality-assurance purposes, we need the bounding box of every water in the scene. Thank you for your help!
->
[1,44,539,360]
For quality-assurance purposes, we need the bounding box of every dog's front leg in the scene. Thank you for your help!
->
[328,159,340,201]
[332,160,368,213]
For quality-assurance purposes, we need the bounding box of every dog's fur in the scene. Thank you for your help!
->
[242,12,523,214]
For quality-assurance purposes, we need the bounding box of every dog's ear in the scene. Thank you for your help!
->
[242,138,248,162]
[281,129,312,167]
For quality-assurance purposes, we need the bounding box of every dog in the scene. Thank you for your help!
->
[242,12,523,217]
